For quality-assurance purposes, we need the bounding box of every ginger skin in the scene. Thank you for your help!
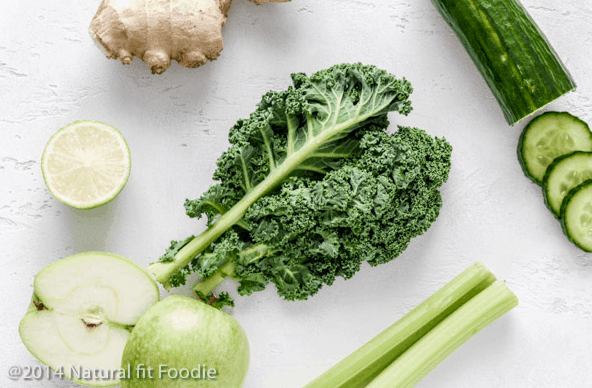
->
[89,0,289,74]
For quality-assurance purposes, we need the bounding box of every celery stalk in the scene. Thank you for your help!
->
[304,262,497,388]
[365,280,518,388]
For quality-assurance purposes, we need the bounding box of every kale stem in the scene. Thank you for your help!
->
[193,261,236,297]
[148,117,362,290]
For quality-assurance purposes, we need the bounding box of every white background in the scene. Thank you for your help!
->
[2,0,592,387]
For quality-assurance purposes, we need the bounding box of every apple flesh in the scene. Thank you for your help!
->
[19,252,160,387]
[121,295,250,388]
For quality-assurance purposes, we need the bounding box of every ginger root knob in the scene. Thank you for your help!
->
[89,0,290,74]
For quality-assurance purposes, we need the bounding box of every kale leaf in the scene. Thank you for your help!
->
[148,63,451,305]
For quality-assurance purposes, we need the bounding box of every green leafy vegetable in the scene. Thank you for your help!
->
[148,63,452,304]
[304,262,518,388]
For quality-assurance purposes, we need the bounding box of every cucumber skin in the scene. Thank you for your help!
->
[543,151,592,218]
[517,112,545,186]
[432,0,576,126]
[560,179,592,253]
[517,111,557,186]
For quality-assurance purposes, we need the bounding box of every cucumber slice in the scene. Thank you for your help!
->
[561,180,592,252]
[518,112,592,184]
[543,151,592,217]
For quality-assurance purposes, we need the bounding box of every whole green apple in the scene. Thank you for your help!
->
[120,295,250,387]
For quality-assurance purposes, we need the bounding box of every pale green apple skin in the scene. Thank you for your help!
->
[121,295,250,388]
[18,251,160,387]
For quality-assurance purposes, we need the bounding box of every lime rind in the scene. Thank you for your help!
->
[41,120,131,210]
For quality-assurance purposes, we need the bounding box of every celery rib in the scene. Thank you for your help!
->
[303,262,498,388]
[365,280,518,388]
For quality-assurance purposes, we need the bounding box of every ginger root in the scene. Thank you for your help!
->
[89,0,290,74]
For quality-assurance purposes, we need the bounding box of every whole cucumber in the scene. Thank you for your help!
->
[432,0,576,125]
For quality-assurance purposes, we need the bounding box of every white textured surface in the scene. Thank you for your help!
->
[2,0,592,387]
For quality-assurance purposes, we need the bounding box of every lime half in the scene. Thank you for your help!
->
[41,120,131,209]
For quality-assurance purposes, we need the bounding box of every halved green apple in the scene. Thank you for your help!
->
[19,252,160,387]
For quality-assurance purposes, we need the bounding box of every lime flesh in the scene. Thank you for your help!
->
[41,120,131,209]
